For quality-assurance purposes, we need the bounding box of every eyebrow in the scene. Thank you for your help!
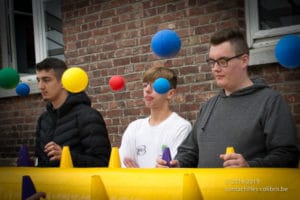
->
[208,56,230,60]
[36,76,52,81]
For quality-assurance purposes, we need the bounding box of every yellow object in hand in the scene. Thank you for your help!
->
[226,146,235,154]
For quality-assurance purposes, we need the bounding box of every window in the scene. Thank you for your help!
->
[245,0,300,66]
[43,0,64,60]
[0,0,63,97]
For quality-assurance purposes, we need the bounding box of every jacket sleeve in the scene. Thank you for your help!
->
[35,113,60,167]
[34,116,43,166]
[72,107,111,167]
[175,112,202,167]
[248,94,299,167]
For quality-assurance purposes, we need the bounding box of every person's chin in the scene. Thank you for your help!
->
[216,80,225,88]
[41,95,49,102]
[145,103,152,108]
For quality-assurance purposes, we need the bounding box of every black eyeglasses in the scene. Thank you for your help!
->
[206,53,245,68]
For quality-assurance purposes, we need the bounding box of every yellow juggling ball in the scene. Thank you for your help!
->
[62,67,88,93]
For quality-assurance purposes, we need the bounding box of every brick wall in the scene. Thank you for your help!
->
[0,95,45,165]
[0,0,299,166]
[62,0,246,145]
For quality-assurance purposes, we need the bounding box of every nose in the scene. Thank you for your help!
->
[37,81,45,90]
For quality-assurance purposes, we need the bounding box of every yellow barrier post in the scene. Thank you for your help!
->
[60,146,73,168]
[182,173,203,200]
[108,147,121,168]
[91,175,109,200]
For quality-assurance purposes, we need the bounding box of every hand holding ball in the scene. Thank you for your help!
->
[62,67,88,93]
[109,75,125,91]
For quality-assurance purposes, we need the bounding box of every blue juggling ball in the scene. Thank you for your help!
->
[151,29,181,58]
[153,77,170,94]
[16,83,30,96]
[275,34,300,69]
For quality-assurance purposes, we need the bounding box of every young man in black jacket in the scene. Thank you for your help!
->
[35,57,111,167]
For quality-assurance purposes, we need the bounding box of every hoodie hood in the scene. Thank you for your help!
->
[199,77,269,130]
[47,92,91,117]
[219,77,269,97]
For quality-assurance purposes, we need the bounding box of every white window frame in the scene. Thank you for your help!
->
[33,0,48,63]
[0,0,47,98]
[245,0,300,66]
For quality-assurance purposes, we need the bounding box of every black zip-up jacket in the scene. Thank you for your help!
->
[35,92,111,167]
[176,77,299,168]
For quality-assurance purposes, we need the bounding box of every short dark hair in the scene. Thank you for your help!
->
[210,27,249,55]
[143,67,177,89]
[36,57,67,80]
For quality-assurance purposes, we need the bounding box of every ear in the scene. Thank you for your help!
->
[241,54,249,69]
[59,80,64,89]
[166,88,176,100]
[59,79,67,91]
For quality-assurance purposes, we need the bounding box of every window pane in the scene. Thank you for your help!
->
[14,0,32,13]
[14,0,36,73]
[44,0,64,60]
[259,0,300,30]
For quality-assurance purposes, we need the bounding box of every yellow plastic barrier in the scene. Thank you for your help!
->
[0,167,299,200]
[91,175,108,200]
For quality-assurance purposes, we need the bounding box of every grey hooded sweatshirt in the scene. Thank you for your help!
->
[175,77,299,167]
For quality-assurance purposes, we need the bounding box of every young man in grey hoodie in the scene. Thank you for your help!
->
[157,27,299,168]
